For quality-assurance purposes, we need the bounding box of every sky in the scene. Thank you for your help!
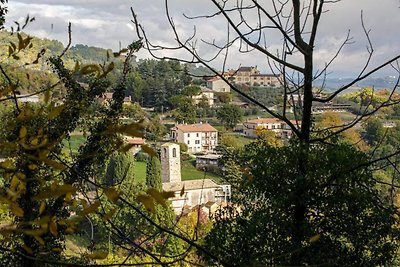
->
[4,0,400,78]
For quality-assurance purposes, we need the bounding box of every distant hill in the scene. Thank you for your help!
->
[0,30,125,66]
[314,76,399,91]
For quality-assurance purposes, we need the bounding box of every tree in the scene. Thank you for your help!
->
[204,140,400,266]
[0,0,7,29]
[145,156,162,190]
[362,117,385,146]
[216,104,243,130]
[144,115,167,141]
[103,152,139,188]
[254,126,283,147]
[132,1,400,265]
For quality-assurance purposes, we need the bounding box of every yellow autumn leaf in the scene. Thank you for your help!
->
[146,188,166,207]
[23,228,47,236]
[104,188,119,203]
[52,247,62,253]
[28,164,38,171]
[48,105,64,120]
[39,202,46,215]
[87,251,108,260]
[44,89,51,104]
[141,144,157,157]
[0,160,14,170]
[80,64,101,75]
[22,244,33,255]
[33,235,45,246]
[137,194,155,213]
[49,220,58,237]
[103,208,117,221]
[161,191,175,199]
[81,201,101,216]
[33,184,77,200]
[42,159,67,170]
[19,126,27,139]
[118,143,135,153]
[10,204,24,217]
[30,138,39,146]
[309,234,321,243]
[16,172,26,180]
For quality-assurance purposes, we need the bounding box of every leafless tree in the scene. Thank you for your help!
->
[132,0,400,143]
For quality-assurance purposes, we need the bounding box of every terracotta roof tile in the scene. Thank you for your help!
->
[174,123,218,133]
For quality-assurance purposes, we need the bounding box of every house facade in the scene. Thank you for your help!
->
[217,66,282,87]
[192,87,215,107]
[243,118,297,139]
[170,123,218,153]
[206,77,231,93]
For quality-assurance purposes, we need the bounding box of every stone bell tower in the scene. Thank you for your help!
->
[161,143,181,183]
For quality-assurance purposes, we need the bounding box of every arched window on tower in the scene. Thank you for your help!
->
[163,148,167,158]
[172,147,177,157]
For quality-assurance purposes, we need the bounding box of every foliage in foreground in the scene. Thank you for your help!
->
[205,140,400,266]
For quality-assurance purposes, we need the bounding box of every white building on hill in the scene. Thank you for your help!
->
[170,123,218,153]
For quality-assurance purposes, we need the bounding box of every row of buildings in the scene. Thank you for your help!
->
[206,66,282,93]
[170,118,298,154]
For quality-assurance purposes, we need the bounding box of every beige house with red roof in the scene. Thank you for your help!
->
[243,118,298,139]
[171,123,218,153]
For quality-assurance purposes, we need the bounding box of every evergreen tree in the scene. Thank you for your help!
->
[146,156,162,190]
[104,152,137,187]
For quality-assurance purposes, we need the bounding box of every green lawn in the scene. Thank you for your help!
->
[134,161,147,182]
[62,135,223,183]
[62,135,87,153]
[135,159,222,183]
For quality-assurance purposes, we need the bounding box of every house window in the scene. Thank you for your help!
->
[195,140,200,144]
[187,133,190,137]
[163,148,167,158]
[172,148,177,157]
[196,133,199,137]
[187,140,190,145]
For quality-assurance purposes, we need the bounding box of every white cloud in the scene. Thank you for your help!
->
[3,0,400,77]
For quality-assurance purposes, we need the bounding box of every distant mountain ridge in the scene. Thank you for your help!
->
[0,30,120,65]
[315,76,398,91]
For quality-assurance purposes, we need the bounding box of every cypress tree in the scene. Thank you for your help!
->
[145,156,162,190]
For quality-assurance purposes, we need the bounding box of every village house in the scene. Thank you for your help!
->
[191,87,215,107]
[195,154,221,169]
[99,92,132,105]
[243,118,298,139]
[170,123,218,153]
[124,136,146,154]
[206,76,231,93]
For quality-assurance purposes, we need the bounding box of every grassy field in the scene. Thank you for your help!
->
[63,135,223,183]
[62,135,87,153]
[135,159,222,183]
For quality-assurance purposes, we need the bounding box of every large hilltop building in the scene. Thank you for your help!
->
[170,123,218,153]
[206,66,282,89]
[161,143,230,214]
